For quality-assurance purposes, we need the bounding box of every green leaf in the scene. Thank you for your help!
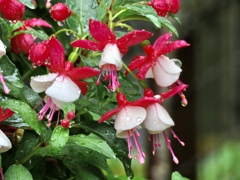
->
[0,99,50,140]
[18,0,37,9]
[66,0,98,34]
[172,171,189,180]
[0,18,10,41]
[4,164,33,180]
[62,102,75,118]
[68,134,116,159]
[20,29,49,40]
[160,17,179,37]
[120,4,162,28]
[0,55,24,89]
[50,126,69,148]
[97,0,112,21]
[78,121,134,179]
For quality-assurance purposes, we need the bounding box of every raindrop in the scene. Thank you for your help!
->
[154,120,157,124]
[57,21,64,26]
[122,122,125,126]
[66,31,70,36]
[136,117,142,122]
[172,59,182,67]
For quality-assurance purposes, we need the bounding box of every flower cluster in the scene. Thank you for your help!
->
[0,0,191,178]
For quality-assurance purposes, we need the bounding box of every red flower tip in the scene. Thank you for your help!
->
[24,18,52,28]
[29,41,49,66]
[144,88,155,97]
[0,107,14,122]
[0,0,25,20]
[50,3,72,21]
[116,92,128,106]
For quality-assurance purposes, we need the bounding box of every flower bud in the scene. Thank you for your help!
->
[11,33,34,54]
[50,3,72,21]
[29,41,49,66]
[61,119,70,128]
[66,111,75,120]
[0,0,25,20]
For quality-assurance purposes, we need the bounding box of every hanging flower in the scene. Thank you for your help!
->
[142,89,184,164]
[99,92,160,163]
[148,0,180,17]
[50,3,72,22]
[71,19,152,91]
[0,0,25,20]
[126,33,189,104]
[30,36,99,126]
[11,18,52,54]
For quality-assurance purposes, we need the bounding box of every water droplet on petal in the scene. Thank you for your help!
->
[126,116,131,121]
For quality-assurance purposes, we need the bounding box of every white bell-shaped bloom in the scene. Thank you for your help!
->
[99,43,122,70]
[0,39,6,58]
[114,105,146,138]
[152,55,182,87]
[30,74,80,103]
[143,103,174,134]
[0,130,12,153]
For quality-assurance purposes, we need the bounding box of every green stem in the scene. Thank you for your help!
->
[19,143,42,164]
[54,28,81,39]
[114,23,134,31]
[122,61,148,89]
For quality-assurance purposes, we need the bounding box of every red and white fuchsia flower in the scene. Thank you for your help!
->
[30,36,99,126]
[148,0,180,17]
[126,32,189,105]
[50,3,72,22]
[0,0,25,20]
[0,129,12,153]
[71,19,152,91]
[99,92,160,164]
[11,18,52,54]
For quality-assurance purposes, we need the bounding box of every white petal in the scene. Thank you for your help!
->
[152,55,182,87]
[46,75,81,102]
[0,130,12,153]
[30,73,58,93]
[145,68,154,78]
[144,103,174,134]
[116,125,142,138]
[114,106,146,131]
[99,43,122,70]
[0,39,6,59]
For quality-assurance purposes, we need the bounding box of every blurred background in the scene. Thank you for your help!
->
[147,0,240,179]
[113,0,240,179]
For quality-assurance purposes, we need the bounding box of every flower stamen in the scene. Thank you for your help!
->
[0,72,10,94]
[163,131,179,164]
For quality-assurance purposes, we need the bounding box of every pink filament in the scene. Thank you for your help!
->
[163,131,179,164]
[170,80,188,106]
[96,64,120,91]
[127,129,145,164]
[149,134,161,155]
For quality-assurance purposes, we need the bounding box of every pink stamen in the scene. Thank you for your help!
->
[96,64,120,91]
[170,128,185,146]
[163,131,179,164]
[170,80,188,106]
[0,167,4,180]
[0,72,10,94]
[38,98,53,120]
[126,129,145,164]
[149,134,161,155]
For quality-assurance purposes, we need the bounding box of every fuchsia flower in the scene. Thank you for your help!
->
[148,0,180,17]
[126,33,189,105]
[30,36,100,126]
[99,92,160,164]
[143,89,184,164]
[11,18,52,54]
[50,3,72,22]
[71,19,152,91]
[0,0,25,20]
